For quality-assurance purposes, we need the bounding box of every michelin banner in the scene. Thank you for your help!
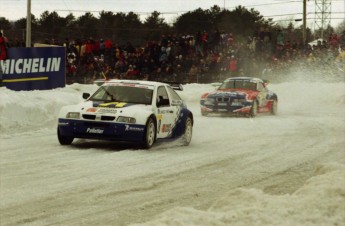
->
[1,47,66,91]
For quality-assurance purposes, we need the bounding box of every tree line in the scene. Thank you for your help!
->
[0,5,344,46]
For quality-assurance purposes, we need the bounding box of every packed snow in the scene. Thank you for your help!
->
[0,73,344,226]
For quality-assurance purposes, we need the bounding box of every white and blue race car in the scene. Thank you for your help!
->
[57,80,193,149]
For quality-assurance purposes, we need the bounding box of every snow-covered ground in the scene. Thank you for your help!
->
[0,73,344,226]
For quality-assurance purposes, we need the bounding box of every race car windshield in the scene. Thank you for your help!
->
[219,80,257,91]
[90,85,153,105]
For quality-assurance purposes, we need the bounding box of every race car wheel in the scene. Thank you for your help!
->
[270,99,278,115]
[250,100,258,117]
[182,116,193,146]
[141,117,156,149]
[57,128,74,145]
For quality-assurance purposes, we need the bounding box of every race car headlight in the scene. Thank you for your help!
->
[117,116,136,123]
[66,112,80,119]
[204,98,215,105]
[231,99,246,106]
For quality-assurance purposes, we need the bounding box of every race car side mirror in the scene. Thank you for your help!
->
[83,93,90,99]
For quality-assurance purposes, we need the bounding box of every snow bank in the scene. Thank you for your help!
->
[130,163,345,226]
[0,84,98,132]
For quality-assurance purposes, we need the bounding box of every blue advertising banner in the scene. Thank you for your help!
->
[1,47,66,91]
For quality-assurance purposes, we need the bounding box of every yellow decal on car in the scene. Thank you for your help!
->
[99,102,127,108]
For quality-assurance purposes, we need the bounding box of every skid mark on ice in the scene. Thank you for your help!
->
[96,179,172,199]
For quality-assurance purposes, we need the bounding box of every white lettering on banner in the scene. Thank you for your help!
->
[0,61,6,72]
[32,58,39,73]
[46,58,51,70]
[39,58,46,72]
[10,59,14,73]
[15,59,23,73]
[23,59,32,73]
[1,57,61,74]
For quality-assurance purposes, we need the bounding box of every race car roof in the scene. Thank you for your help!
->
[226,77,265,83]
[101,79,183,90]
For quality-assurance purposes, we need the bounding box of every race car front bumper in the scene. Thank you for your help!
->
[58,118,146,142]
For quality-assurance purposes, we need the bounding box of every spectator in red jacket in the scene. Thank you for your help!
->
[229,55,238,77]
[0,30,8,87]
[125,65,140,79]
[0,31,7,61]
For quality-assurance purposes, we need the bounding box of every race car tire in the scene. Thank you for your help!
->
[270,99,278,115]
[57,128,74,145]
[250,100,258,117]
[182,116,193,146]
[141,117,156,149]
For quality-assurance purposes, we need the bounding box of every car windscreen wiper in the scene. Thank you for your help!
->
[101,87,117,101]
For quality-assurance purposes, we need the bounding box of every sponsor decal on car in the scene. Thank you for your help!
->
[162,124,172,133]
[156,114,163,120]
[99,102,128,108]
[158,109,171,114]
[86,128,104,134]
[124,125,144,132]
[97,108,118,114]
[86,108,97,112]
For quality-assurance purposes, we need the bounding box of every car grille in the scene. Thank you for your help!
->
[83,114,96,120]
[82,114,115,121]
[216,97,230,102]
[83,122,110,128]
[101,116,116,121]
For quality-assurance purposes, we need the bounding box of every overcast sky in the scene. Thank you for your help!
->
[1,0,344,27]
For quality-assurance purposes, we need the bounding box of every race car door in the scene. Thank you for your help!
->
[156,86,177,138]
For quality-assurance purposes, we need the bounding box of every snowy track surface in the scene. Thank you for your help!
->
[1,79,344,226]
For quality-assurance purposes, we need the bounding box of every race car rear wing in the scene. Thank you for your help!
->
[165,82,184,91]
[93,79,106,86]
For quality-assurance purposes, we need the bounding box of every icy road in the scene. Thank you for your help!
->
[0,76,344,226]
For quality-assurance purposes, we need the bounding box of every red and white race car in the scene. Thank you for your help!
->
[200,77,278,117]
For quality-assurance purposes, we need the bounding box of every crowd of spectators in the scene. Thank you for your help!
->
[7,28,345,84]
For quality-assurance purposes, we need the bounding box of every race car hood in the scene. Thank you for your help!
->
[92,100,138,109]
[84,100,152,115]
[203,89,259,100]
[58,100,153,121]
